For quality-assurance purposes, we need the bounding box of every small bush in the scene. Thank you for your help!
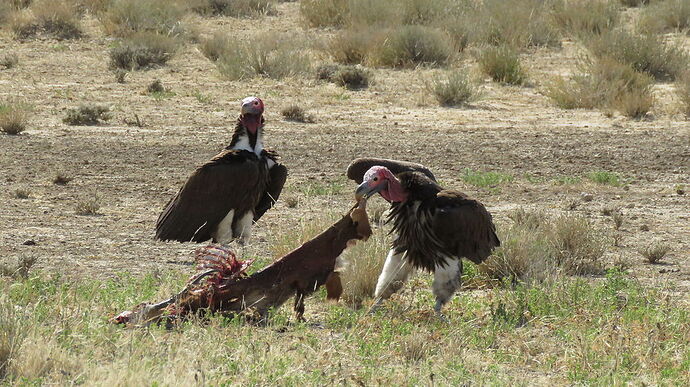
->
[552,0,619,36]
[191,0,277,17]
[10,0,82,40]
[328,29,376,65]
[200,33,233,62]
[113,68,127,83]
[618,0,650,6]
[373,25,454,68]
[213,33,311,80]
[300,0,348,28]
[0,53,19,69]
[639,0,690,34]
[281,105,315,123]
[53,173,72,185]
[75,195,101,215]
[546,57,654,117]
[677,72,690,117]
[639,243,670,264]
[476,45,527,85]
[426,70,477,106]
[587,170,623,186]
[146,79,165,93]
[103,0,185,37]
[0,103,28,135]
[315,63,340,80]
[13,188,30,199]
[63,105,111,125]
[332,66,371,89]
[109,32,179,70]
[585,29,688,81]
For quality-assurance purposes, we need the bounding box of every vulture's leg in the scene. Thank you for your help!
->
[213,209,235,244]
[233,211,254,245]
[293,291,306,322]
[370,249,412,313]
[432,258,462,318]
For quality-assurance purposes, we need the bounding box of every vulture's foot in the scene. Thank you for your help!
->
[434,301,450,323]
[367,299,383,315]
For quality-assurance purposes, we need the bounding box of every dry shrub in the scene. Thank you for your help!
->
[75,194,101,215]
[677,72,690,117]
[426,70,477,106]
[481,209,607,283]
[552,0,620,36]
[639,0,690,34]
[331,65,371,89]
[0,53,19,69]
[0,296,25,379]
[639,242,670,264]
[476,45,527,85]
[300,0,347,28]
[191,0,277,17]
[618,0,650,6]
[281,105,315,123]
[398,334,430,363]
[372,25,454,68]
[103,0,185,37]
[212,33,311,80]
[8,337,81,381]
[63,104,111,125]
[199,32,232,62]
[0,103,28,135]
[109,32,179,70]
[328,28,377,65]
[12,188,30,199]
[10,0,82,40]
[546,57,654,118]
[585,29,688,81]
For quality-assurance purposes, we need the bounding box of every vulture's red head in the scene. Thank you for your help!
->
[240,96,264,135]
[355,166,408,203]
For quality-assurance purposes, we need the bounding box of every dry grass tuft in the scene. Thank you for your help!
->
[638,0,690,34]
[109,32,179,70]
[476,45,527,85]
[328,29,377,64]
[639,242,671,264]
[546,57,654,118]
[12,188,31,199]
[676,71,690,117]
[0,53,19,69]
[9,0,83,40]
[281,105,316,123]
[75,194,101,215]
[191,0,277,17]
[210,33,311,80]
[426,70,477,106]
[372,25,454,68]
[0,103,28,135]
[53,172,72,185]
[146,79,165,94]
[300,0,347,28]
[618,0,651,7]
[550,215,607,275]
[585,29,688,81]
[0,296,25,379]
[63,104,111,126]
[398,334,430,363]
[552,0,619,36]
[102,0,185,37]
[331,65,371,89]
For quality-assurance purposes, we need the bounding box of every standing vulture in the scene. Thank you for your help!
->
[347,158,499,316]
[155,96,287,244]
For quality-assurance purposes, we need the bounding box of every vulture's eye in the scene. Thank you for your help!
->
[373,177,378,182]
[254,101,259,105]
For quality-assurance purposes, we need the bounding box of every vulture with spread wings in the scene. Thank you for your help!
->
[347,158,499,316]
[155,97,287,244]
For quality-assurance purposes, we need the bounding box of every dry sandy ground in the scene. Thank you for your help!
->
[1,4,688,303]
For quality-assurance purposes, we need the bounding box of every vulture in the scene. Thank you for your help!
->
[155,96,287,245]
[347,158,499,316]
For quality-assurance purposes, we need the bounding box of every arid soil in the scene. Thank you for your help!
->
[1,4,688,303]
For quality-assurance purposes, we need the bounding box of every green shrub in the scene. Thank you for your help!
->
[63,104,111,125]
[585,29,688,80]
[426,70,477,106]
[373,25,454,68]
[103,0,185,36]
[109,32,179,70]
[476,45,527,85]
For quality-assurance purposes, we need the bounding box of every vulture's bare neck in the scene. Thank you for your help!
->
[228,116,264,156]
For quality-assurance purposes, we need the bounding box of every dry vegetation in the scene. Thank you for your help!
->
[0,0,688,385]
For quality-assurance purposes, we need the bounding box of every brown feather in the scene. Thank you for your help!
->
[346,157,436,183]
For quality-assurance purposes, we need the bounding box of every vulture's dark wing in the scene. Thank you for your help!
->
[155,150,261,243]
[432,190,500,264]
[346,157,436,183]
[253,154,288,222]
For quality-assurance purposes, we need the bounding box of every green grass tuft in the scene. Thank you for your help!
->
[586,170,623,186]
[461,168,514,188]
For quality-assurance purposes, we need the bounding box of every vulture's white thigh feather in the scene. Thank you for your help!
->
[432,258,462,310]
[234,211,253,244]
[374,248,412,300]
[213,209,235,244]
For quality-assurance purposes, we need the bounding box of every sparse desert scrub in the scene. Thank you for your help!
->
[281,105,316,123]
[10,0,82,40]
[677,71,690,117]
[102,0,186,37]
[372,25,454,68]
[639,242,670,263]
[476,45,527,85]
[551,0,619,36]
[546,57,654,117]
[0,102,28,135]
[211,33,311,80]
[638,0,690,34]
[190,0,277,17]
[109,32,179,70]
[585,29,689,81]
[426,70,477,106]
[63,104,111,125]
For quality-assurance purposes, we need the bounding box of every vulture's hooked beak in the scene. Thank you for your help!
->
[355,180,386,201]
[241,101,261,116]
